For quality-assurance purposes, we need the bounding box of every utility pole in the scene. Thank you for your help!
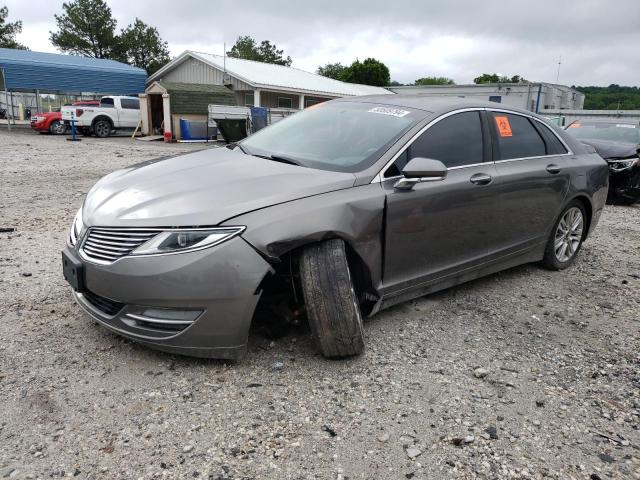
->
[555,56,562,84]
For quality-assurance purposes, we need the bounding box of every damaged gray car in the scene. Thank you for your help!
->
[62,97,609,359]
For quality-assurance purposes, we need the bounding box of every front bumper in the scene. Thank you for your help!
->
[64,236,273,359]
[30,120,48,132]
[609,165,640,200]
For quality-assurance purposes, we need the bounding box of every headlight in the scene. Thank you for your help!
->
[130,227,245,256]
[69,207,84,246]
[608,157,639,172]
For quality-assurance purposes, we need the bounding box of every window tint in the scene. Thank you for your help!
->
[492,113,546,160]
[409,111,484,168]
[120,98,140,110]
[100,98,114,108]
[536,122,568,155]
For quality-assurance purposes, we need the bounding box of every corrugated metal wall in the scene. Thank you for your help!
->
[160,57,253,91]
[0,60,146,95]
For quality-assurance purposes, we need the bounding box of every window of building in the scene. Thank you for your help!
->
[489,95,502,103]
[305,98,321,108]
[245,93,254,106]
[120,98,139,110]
[278,97,293,109]
[491,113,546,160]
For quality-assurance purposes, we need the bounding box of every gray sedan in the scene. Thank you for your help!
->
[62,97,608,359]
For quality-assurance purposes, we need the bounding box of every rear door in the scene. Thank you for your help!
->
[487,111,572,256]
[382,110,500,294]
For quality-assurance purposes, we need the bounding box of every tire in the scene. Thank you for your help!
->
[93,119,112,138]
[298,239,365,358]
[49,120,66,135]
[541,200,587,270]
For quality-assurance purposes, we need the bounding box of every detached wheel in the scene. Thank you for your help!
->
[49,120,66,135]
[298,239,365,358]
[542,200,586,270]
[93,119,112,138]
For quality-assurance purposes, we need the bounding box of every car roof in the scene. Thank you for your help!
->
[332,94,537,117]
[570,119,639,125]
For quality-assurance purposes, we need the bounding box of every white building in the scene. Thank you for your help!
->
[388,82,584,112]
[141,50,391,139]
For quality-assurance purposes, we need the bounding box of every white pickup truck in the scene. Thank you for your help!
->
[62,96,140,138]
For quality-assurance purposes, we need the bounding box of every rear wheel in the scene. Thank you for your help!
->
[93,119,112,138]
[298,239,365,358]
[542,200,586,270]
[49,120,66,135]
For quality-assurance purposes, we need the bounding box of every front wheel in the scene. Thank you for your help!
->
[93,119,112,138]
[49,120,66,135]
[298,239,365,358]
[541,201,586,270]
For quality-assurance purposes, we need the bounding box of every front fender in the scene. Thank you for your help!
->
[224,183,386,290]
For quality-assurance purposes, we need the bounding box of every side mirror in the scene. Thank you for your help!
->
[394,157,447,190]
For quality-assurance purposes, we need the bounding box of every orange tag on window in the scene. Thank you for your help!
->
[494,116,512,137]
[568,123,581,128]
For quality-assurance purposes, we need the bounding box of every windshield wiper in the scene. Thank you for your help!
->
[252,153,303,166]
[225,142,250,155]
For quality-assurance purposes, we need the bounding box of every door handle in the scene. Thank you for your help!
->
[469,173,492,185]
[546,164,561,174]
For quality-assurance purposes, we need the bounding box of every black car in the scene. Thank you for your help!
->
[566,120,640,205]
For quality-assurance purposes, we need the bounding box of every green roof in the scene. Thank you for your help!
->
[159,81,235,114]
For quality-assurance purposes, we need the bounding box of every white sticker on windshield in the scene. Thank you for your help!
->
[616,124,636,128]
[368,107,411,118]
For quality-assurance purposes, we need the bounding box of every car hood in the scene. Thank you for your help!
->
[83,147,356,227]
[579,139,639,159]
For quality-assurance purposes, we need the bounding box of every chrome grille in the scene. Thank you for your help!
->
[81,227,160,263]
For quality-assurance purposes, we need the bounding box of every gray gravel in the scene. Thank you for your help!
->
[1,128,639,479]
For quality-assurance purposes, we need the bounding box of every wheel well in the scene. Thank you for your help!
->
[571,195,592,239]
[92,116,113,128]
[251,237,377,333]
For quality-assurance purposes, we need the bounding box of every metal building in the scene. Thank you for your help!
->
[0,48,146,118]
[388,82,584,112]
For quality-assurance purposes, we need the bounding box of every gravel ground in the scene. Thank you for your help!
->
[0,128,639,480]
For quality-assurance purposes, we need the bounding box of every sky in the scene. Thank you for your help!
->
[4,0,639,86]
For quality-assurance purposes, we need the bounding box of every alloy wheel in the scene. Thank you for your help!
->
[95,121,110,137]
[51,121,65,135]
[554,207,584,262]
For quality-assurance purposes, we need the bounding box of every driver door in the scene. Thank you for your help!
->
[382,110,500,295]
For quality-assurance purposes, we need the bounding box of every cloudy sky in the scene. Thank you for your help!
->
[5,0,639,86]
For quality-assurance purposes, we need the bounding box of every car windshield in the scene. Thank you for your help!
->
[240,101,427,172]
[567,122,640,144]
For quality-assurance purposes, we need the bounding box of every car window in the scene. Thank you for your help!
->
[535,122,568,155]
[120,98,140,110]
[567,122,640,143]
[407,111,484,168]
[491,113,546,160]
[100,98,114,108]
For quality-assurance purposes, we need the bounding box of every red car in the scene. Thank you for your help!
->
[30,100,99,135]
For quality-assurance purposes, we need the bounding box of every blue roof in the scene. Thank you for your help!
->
[0,48,146,95]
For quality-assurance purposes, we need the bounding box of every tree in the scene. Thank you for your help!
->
[50,0,120,59]
[473,73,527,84]
[414,76,455,86]
[388,80,404,86]
[118,18,170,74]
[227,36,292,66]
[317,62,348,81]
[0,6,28,49]
[341,58,390,87]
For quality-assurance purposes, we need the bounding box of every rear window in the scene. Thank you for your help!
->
[100,98,114,108]
[491,113,546,160]
[120,98,140,110]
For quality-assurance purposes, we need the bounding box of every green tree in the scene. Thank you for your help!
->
[388,80,404,86]
[317,62,348,81]
[227,36,292,66]
[50,0,120,59]
[342,58,390,87]
[0,6,28,49]
[414,76,455,86]
[575,85,640,110]
[118,18,170,74]
[474,73,527,84]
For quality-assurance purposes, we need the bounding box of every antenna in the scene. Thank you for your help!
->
[555,55,562,84]
[223,42,226,73]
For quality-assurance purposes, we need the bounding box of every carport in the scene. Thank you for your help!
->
[0,47,146,122]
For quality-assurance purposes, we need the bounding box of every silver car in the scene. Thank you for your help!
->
[62,97,609,359]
